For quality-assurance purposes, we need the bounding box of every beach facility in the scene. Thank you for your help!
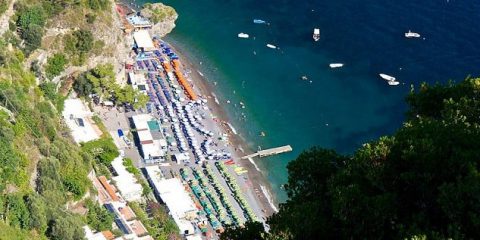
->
[144,166,200,237]
[126,14,152,30]
[128,72,149,94]
[111,156,143,202]
[133,30,155,52]
[131,114,167,163]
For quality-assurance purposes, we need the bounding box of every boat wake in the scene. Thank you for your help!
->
[260,185,279,212]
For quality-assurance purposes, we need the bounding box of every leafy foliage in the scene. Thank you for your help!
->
[81,137,119,165]
[45,53,67,79]
[74,64,149,109]
[85,199,114,231]
[129,201,180,239]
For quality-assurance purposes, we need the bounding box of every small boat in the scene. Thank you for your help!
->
[301,75,308,80]
[379,73,396,81]
[405,30,421,38]
[388,81,400,86]
[238,33,249,39]
[313,28,320,41]
[253,19,266,24]
[329,63,344,68]
[259,131,266,137]
[266,44,277,49]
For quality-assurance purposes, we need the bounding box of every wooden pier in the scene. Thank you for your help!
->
[241,145,293,159]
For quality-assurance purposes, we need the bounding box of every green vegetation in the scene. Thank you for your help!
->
[81,137,119,165]
[130,201,180,240]
[0,0,8,15]
[39,81,66,111]
[85,199,114,231]
[15,3,47,54]
[73,64,149,109]
[142,3,177,24]
[45,53,67,79]
[222,78,480,240]
[63,29,94,65]
[0,29,94,239]
[86,0,110,11]
[123,157,140,175]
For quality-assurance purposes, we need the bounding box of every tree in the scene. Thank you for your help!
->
[5,195,30,229]
[81,138,119,165]
[45,53,67,79]
[47,215,85,240]
[85,199,114,231]
[17,5,46,30]
[21,24,43,53]
[26,194,48,234]
[73,29,93,53]
[220,221,266,240]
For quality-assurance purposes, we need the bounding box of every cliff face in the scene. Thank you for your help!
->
[140,3,178,37]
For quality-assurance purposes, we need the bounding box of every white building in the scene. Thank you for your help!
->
[133,30,155,52]
[131,114,165,163]
[111,156,143,202]
[62,99,101,143]
[128,72,149,94]
[173,153,190,165]
[144,166,197,236]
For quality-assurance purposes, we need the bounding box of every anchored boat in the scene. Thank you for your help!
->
[253,19,266,24]
[379,73,400,86]
[313,28,320,41]
[405,30,421,38]
[379,73,396,81]
[266,44,277,49]
[329,63,344,68]
[238,33,249,39]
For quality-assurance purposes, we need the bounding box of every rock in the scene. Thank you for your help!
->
[140,3,178,37]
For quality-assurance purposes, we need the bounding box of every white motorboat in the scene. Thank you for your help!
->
[379,73,396,81]
[405,30,421,38]
[313,28,320,41]
[329,63,344,68]
[266,44,277,49]
[388,81,400,86]
[238,33,249,39]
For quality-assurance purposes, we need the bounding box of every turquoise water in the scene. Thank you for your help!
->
[136,0,480,201]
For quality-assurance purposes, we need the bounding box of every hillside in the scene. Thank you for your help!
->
[0,0,134,239]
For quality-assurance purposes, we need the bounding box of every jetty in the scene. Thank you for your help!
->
[241,145,292,159]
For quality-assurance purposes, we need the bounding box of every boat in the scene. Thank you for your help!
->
[313,28,320,41]
[253,19,266,24]
[266,44,277,49]
[405,30,421,38]
[238,33,249,39]
[301,75,308,80]
[379,73,396,81]
[388,81,400,86]
[329,63,344,68]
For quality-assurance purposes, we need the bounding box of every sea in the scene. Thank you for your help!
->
[135,0,480,202]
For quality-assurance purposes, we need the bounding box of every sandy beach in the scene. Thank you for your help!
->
[166,41,278,216]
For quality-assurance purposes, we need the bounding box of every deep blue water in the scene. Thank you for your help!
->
[137,0,480,201]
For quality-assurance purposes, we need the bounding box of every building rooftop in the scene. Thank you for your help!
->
[131,114,153,131]
[126,15,152,27]
[62,99,101,143]
[133,30,155,51]
[141,140,165,160]
[144,166,197,235]
[111,156,143,202]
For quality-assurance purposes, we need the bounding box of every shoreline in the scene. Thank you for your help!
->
[164,39,279,216]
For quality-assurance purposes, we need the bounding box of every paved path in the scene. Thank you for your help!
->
[0,0,16,36]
